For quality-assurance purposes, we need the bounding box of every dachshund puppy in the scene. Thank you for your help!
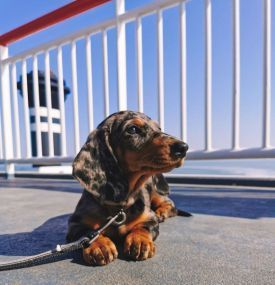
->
[67,111,189,266]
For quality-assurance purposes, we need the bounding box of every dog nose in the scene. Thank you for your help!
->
[170,142,189,158]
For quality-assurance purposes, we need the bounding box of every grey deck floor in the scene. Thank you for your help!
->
[0,178,274,285]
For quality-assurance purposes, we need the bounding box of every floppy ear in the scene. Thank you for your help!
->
[72,126,128,204]
[152,174,170,196]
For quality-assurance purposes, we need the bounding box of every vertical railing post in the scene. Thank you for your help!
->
[157,9,165,131]
[0,46,14,178]
[136,17,144,113]
[232,0,240,150]
[116,0,127,111]
[262,0,271,149]
[180,1,187,142]
[204,0,212,151]
[102,29,110,117]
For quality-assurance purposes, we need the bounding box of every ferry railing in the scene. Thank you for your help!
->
[0,0,273,178]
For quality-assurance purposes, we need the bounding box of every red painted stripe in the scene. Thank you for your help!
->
[0,0,111,46]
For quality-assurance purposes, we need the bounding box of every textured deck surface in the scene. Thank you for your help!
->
[0,178,275,285]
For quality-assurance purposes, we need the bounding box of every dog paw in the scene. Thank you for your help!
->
[124,229,155,261]
[83,235,118,266]
[155,203,177,222]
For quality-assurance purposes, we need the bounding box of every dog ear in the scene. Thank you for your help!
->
[72,126,128,204]
[153,174,170,195]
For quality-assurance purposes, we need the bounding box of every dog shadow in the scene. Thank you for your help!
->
[0,214,90,267]
[0,214,71,256]
[0,213,132,268]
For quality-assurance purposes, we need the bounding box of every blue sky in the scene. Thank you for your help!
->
[0,0,275,162]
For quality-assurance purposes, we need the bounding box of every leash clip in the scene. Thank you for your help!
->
[111,210,127,226]
[85,209,127,247]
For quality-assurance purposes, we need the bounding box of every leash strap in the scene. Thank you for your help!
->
[0,209,126,271]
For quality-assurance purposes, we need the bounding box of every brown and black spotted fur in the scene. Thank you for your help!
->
[67,111,190,266]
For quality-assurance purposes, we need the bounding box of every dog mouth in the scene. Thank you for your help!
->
[141,157,185,173]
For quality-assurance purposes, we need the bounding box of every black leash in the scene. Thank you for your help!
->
[0,209,127,271]
[0,207,191,271]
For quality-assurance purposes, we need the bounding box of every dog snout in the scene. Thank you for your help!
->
[170,141,188,158]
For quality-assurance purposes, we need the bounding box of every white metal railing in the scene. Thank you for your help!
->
[0,0,273,178]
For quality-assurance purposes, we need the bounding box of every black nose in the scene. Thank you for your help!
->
[170,142,189,158]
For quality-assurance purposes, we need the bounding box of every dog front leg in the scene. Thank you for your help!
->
[120,214,159,261]
[151,191,177,222]
[83,234,118,266]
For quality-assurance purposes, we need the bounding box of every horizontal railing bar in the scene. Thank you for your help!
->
[1,18,116,65]
[0,157,74,164]
[0,0,111,46]
[1,0,192,65]
[187,147,275,160]
[119,0,190,24]
[1,148,274,164]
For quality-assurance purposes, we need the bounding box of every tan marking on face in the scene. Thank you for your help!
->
[115,130,185,192]
[123,150,144,172]
[128,118,146,127]
[126,135,184,171]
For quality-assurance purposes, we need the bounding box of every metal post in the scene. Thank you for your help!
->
[262,0,271,149]
[71,41,80,153]
[232,0,240,150]
[157,9,165,131]
[102,29,110,117]
[180,1,187,142]
[205,0,212,151]
[85,36,94,133]
[0,46,14,178]
[45,50,54,157]
[136,17,144,113]
[57,46,67,156]
[116,0,127,111]
[33,55,42,157]
[11,63,21,158]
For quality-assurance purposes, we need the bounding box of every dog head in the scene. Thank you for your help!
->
[73,111,188,204]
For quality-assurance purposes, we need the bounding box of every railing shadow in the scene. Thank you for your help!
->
[171,188,275,219]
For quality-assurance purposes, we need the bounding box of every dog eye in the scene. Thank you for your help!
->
[126,125,141,134]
